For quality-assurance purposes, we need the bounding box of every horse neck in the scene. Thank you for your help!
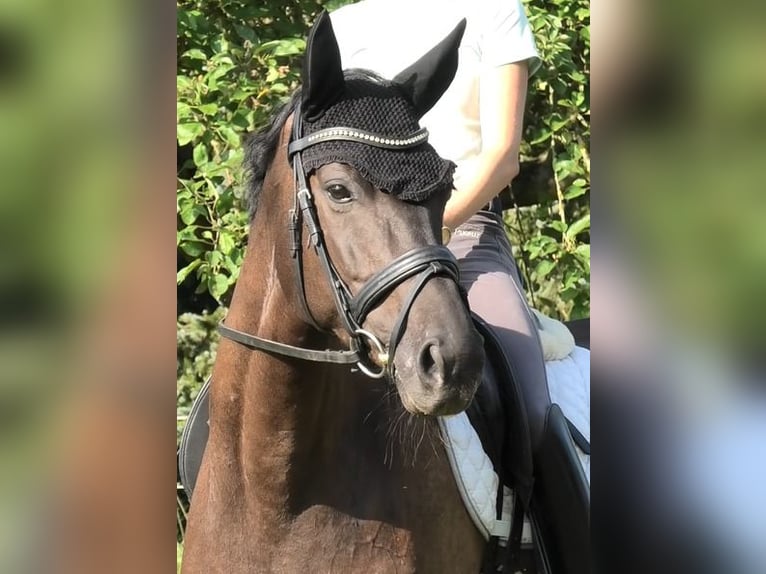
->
[210,212,418,511]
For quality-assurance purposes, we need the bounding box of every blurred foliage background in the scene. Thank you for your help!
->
[176,0,590,414]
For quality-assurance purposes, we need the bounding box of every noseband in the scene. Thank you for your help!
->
[219,104,462,379]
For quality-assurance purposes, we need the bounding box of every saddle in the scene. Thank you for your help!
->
[465,315,590,574]
[178,316,590,573]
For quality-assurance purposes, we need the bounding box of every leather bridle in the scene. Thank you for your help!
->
[219,104,462,379]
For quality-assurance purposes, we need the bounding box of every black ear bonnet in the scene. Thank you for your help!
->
[298,12,466,203]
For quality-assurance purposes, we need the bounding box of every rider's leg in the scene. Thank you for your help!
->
[448,212,551,450]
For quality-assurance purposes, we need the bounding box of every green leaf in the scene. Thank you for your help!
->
[206,65,234,91]
[209,54,234,67]
[177,226,200,243]
[177,123,204,145]
[195,261,209,279]
[548,220,567,233]
[207,274,229,300]
[197,103,219,116]
[218,126,240,147]
[180,241,208,257]
[218,231,235,254]
[270,82,289,94]
[325,0,354,10]
[193,143,208,167]
[177,102,193,120]
[256,38,306,56]
[176,75,192,92]
[574,244,591,270]
[177,260,201,284]
[207,250,223,267]
[557,288,573,303]
[233,24,257,43]
[535,259,556,279]
[529,129,552,145]
[182,48,207,61]
[180,203,207,226]
[554,159,576,179]
[569,71,585,83]
[230,88,256,102]
[224,250,242,273]
[179,201,195,225]
[550,117,569,132]
[564,185,587,200]
[565,214,590,239]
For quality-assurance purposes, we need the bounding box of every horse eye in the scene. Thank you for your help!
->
[326,184,352,203]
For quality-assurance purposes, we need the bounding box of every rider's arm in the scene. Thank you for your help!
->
[442,61,529,230]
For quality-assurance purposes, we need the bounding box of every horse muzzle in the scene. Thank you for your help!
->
[393,326,484,416]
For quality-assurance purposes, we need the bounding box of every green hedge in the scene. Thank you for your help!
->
[177,308,223,439]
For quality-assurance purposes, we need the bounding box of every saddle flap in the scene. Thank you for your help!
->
[467,314,535,503]
[529,403,591,574]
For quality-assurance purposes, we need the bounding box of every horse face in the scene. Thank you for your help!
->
[308,163,484,416]
[288,12,481,415]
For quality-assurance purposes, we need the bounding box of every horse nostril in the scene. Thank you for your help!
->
[418,339,445,382]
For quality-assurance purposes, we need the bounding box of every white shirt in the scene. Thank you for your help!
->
[330,0,539,164]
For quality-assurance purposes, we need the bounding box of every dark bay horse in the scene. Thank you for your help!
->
[182,14,487,573]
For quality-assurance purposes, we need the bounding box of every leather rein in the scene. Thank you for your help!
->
[218,104,462,379]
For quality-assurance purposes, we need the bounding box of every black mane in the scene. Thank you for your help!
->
[243,69,393,220]
[243,91,300,219]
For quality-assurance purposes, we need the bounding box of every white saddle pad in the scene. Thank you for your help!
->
[439,343,590,542]
[546,346,591,481]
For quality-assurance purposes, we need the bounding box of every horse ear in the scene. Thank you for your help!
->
[393,19,466,118]
[302,11,345,122]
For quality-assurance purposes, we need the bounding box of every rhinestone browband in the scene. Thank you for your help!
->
[288,126,429,157]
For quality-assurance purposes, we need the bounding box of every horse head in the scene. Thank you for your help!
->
[245,12,482,416]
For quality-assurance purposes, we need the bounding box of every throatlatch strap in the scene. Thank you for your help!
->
[218,324,361,365]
